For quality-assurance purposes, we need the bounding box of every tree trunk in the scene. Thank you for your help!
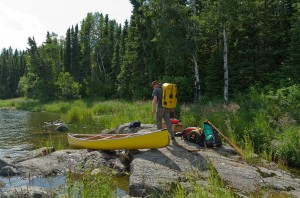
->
[193,53,201,101]
[223,21,229,103]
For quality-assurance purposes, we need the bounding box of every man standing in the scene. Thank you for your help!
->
[151,81,175,140]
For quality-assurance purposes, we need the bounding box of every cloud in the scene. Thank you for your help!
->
[0,3,46,50]
[0,0,132,51]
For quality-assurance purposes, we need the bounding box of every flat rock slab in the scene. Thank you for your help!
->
[129,137,300,197]
[199,149,261,193]
[11,149,112,178]
[129,139,210,197]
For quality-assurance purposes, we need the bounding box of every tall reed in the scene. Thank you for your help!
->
[62,168,116,198]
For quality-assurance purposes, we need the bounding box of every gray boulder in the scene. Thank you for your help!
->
[55,124,68,132]
[1,186,54,198]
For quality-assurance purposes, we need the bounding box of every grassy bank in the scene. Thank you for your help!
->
[6,98,155,131]
[0,97,25,108]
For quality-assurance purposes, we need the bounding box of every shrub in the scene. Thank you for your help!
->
[55,72,82,99]
[274,125,300,167]
[266,85,300,123]
[63,106,93,125]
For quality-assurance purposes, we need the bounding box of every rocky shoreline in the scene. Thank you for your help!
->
[0,123,299,197]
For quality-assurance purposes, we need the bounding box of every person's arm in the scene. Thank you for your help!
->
[152,95,157,114]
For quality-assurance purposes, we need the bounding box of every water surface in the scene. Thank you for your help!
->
[0,109,128,196]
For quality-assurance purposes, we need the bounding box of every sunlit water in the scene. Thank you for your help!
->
[0,109,31,158]
[0,109,128,196]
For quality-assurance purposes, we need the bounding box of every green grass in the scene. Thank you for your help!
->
[43,101,72,114]
[91,100,154,129]
[61,168,116,198]
[33,132,68,150]
[0,97,26,108]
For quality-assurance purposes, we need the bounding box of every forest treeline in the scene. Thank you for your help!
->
[0,0,300,102]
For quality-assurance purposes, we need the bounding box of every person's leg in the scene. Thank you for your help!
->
[163,108,174,139]
[156,108,164,129]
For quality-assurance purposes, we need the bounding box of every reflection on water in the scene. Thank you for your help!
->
[0,109,31,158]
[0,109,61,158]
[0,109,129,196]
[27,111,68,151]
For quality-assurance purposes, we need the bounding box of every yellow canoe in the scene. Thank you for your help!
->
[68,129,170,150]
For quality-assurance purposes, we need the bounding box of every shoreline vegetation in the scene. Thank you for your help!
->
[1,86,299,197]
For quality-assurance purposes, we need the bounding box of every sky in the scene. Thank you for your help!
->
[0,0,133,51]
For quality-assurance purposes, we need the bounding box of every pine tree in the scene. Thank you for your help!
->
[72,25,81,83]
[64,28,72,73]
[79,13,93,96]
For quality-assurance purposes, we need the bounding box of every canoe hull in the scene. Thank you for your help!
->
[68,129,170,150]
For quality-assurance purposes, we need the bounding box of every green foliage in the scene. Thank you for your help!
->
[63,105,93,125]
[268,85,300,108]
[246,111,275,153]
[205,47,223,98]
[266,85,300,122]
[180,104,201,127]
[274,125,300,167]
[0,49,24,99]
[0,0,299,103]
[18,73,39,98]
[286,9,300,84]
[55,72,82,99]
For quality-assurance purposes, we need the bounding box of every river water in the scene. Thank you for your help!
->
[0,109,128,196]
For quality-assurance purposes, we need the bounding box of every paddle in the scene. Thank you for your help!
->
[206,120,245,158]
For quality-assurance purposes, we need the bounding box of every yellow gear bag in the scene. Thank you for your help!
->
[162,83,177,108]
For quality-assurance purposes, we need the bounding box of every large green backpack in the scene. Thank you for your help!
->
[203,122,215,147]
[162,83,177,109]
[202,122,223,147]
[203,122,214,141]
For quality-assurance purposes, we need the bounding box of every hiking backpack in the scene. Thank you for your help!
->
[182,127,204,144]
[203,122,222,147]
[162,83,177,109]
